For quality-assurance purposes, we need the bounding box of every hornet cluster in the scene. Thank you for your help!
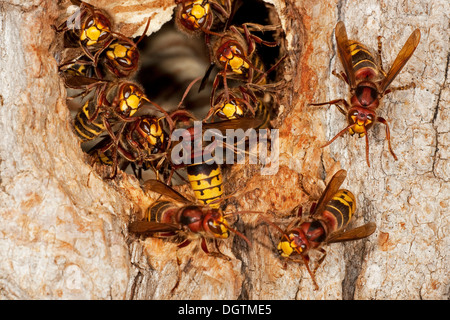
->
[54,0,420,290]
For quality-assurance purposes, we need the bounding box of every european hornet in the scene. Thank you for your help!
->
[204,54,284,129]
[206,86,274,129]
[88,114,170,179]
[310,21,421,167]
[64,76,153,142]
[174,115,265,208]
[64,77,172,175]
[163,77,266,203]
[53,0,114,63]
[207,23,281,100]
[58,17,151,80]
[174,0,233,36]
[262,169,376,290]
[201,20,286,127]
[129,179,252,258]
[99,33,143,78]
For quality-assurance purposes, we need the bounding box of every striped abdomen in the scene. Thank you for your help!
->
[321,189,356,233]
[219,96,271,127]
[145,200,178,224]
[62,63,95,78]
[187,161,223,208]
[73,100,105,142]
[348,40,379,80]
[90,148,114,166]
[255,99,272,129]
[143,200,179,237]
[251,55,272,128]
[251,54,266,82]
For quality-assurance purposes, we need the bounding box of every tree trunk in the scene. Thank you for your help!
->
[0,0,448,300]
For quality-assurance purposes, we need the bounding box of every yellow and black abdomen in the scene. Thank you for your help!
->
[255,98,272,129]
[187,160,223,209]
[348,40,378,76]
[322,189,356,232]
[145,200,177,224]
[251,55,273,129]
[251,54,266,81]
[73,100,105,142]
[90,147,114,166]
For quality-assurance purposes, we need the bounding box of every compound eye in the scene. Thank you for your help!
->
[207,218,222,235]
[85,17,94,28]
[140,120,151,134]
[206,214,229,239]
[123,88,131,99]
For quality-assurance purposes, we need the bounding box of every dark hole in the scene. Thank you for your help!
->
[135,19,211,117]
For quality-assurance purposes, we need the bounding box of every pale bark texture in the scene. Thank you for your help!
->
[0,0,448,300]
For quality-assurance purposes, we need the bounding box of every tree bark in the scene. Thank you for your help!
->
[0,0,448,300]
